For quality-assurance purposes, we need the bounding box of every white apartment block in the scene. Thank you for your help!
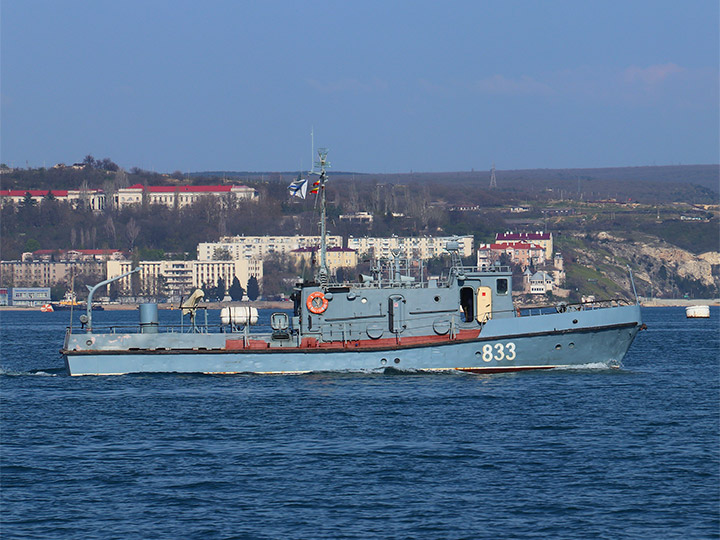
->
[114,184,258,210]
[199,235,344,260]
[347,235,474,260]
[0,188,106,212]
[106,257,263,298]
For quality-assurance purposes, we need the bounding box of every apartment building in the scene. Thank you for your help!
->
[496,232,553,260]
[2,249,126,288]
[347,235,474,260]
[198,235,343,260]
[0,188,106,212]
[106,257,263,298]
[476,242,546,269]
[23,249,126,262]
[114,184,258,210]
[289,247,358,273]
[0,260,105,288]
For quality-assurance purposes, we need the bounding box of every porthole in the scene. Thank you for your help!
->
[434,296,440,302]
[569,342,575,348]
[394,358,400,364]
[361,297,368,304]
[380,358,387,365]
[573,319,578,324]
[555,344,562,350]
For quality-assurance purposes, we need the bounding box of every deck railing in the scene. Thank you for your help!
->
[516,298,633,317]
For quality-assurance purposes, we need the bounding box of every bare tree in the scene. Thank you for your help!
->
[213,247,232,260]
[105,216,117,245]
[126,217,141,251]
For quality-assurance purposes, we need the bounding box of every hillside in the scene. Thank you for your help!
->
[1,162,718,299]
[557,232,719,301]
[4,163,716,204]
[197,164,719,204]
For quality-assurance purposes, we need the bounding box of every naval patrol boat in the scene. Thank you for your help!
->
[62,152,644,376]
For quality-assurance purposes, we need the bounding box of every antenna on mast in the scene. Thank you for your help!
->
[310,127,315,174]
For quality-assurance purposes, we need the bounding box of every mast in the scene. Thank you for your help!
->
[310,127,315,174]
[312,148,330,286]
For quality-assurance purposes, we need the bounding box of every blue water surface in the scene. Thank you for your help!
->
[1,307,718,539]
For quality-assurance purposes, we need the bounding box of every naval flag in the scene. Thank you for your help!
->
[288,177,308,199]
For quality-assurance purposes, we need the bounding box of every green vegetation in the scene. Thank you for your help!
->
[564,263,626,300]
[228,277,245,301]
[638,221,718,254]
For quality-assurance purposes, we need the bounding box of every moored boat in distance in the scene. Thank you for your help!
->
[61,151,645,376]
[52,291,82,311]
[686,305,710,318]
[52,291,105,312]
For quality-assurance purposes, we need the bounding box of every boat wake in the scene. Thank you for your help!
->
[0,367,63,377]
[554,360,623,371]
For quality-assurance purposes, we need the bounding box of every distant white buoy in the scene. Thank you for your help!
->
[686,305,710,318]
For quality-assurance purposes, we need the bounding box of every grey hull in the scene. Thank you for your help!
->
[63,305,642,376]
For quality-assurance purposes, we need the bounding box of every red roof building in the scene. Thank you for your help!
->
[0,188,105,211]
[495,231,553,260]
[115,184,258,209]
[477,242,546,269]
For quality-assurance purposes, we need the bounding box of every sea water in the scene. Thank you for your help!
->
[1,307,718,539]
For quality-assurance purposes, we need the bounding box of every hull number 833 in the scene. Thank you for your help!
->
[481,342,516,362]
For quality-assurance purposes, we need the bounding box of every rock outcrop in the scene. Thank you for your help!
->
[568,232,719,297]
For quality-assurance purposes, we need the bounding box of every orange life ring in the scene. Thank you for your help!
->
[306,291,329,314]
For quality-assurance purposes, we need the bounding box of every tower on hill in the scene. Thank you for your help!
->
[489,163,497,189]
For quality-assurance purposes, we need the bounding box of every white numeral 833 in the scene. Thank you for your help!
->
[481,342,516,362]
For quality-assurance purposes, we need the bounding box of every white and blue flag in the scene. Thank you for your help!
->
[288,177,308,199]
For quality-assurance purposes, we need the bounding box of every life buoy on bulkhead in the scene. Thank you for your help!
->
[306,291,329,314]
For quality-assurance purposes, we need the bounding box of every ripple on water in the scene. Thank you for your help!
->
[0,307,718,539]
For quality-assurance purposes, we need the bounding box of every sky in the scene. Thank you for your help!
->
[1,0,718,174]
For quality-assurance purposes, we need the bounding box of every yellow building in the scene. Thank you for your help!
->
[289,247,358,273]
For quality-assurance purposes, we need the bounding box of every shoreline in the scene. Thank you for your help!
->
[637,298,720,307]
[0,299,717,311]
[0,300,294,311]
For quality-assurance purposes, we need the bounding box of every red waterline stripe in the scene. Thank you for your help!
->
[455,366,556,374]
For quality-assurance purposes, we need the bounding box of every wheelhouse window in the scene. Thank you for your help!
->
[496,278,508,295]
